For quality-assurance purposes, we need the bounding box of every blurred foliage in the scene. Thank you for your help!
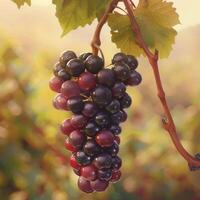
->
[1,3,200,199]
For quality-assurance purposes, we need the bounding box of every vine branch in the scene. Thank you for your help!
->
[91,0,200,169]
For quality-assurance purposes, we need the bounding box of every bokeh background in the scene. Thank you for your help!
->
[1,1,200,200]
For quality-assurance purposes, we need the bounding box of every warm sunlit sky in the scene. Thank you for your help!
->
[32,0,200,30]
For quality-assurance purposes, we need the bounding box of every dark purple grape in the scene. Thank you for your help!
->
[111,111,123,124]
[97,69,115,87]
[53,94,68,110]
[127,55,138,70]
[126,71,142,86]
[105,142,119,156]
[120,93,132,109]
[84,139,101,156]
[75,151,92,166]
[98,169,112,181]
[82,102,98,118]
[66,58,85,77]
[84,122,100,137]
[67,96,84,114]
[78,72,96,91]
[112,82,126,99]
[53,62,63,76]
[112,52,128,64]
[112,156,122,170]
[85,55,104,74]
[106,99,120,114]
[96,130,114,147]
[95,112,110,127]
[110,124,122,135]
[121,110,127,122]
[92,86,112,107]
[79,52,92,61]
[113,63,130,82]
[93,153,112,169]
[57,69,71,81]
[60,50,77,67]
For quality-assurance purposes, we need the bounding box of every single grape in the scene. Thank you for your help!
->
[78,72,96,91]
[90,179,109,192]
[93,153,112,169]
[53,94,68,110]
[82,102,98,118]
[120,93,132,109]
[98,169,112,181]
[112,52,128,64]
[70,154,81,170]
[113,63,130,82]
[84,139,101,156]
[97,69,115,87]
[81,165,97,181]
[96,130,114,147]
[126,70,142,86]
[110,124,122,135]
[95,112,110,127]
[67,96,84,114]
[64,138,76,152]
[78,176,94,193]
[49,76,64,93]
[79,52,92,61]
[84,122,100,137]
[61,80,80,99]
[59,50,77,67]
[66,58,85,77]
[111,156,122,170]
[76,151,92,166]
[120,110,128,122]
[110,170,121,183]
[112,82,126,99]
[53,62,63,76]
[85,55,104,74]
[92,86,112,107]
[127,55,138,70]
[57,69,71,81]
[106,99,121,114]
[114,136,121,144]
[69,130,85,149]
[105,142,119,157]
[71,114,88,129]
[60,119,74,135]
[111,111,123,124]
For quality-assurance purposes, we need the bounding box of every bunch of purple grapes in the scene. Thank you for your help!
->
[49,50,142,193]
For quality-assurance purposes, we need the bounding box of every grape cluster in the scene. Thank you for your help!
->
[49,51,142,193]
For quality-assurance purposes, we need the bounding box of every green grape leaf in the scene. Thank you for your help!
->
[53,0,111,36]
[11,0,31,8]
[108,0,180,58]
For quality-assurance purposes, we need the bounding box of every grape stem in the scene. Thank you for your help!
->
[91,0,200,168]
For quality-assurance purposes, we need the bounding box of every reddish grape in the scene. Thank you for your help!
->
[81,165,97,181]
[53,94,68,110]
[49,76,64,93]
[78,72,96,91]
[110,170,121,183]
[71,114,88,129]
[91,179,109,192]
[61,80,80,99]
[69,130,85,149]
[78,177,94,193]
[96,130,114,147]
[60,119,74,135]
[64,138,76,152]
[70,154,81,170]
